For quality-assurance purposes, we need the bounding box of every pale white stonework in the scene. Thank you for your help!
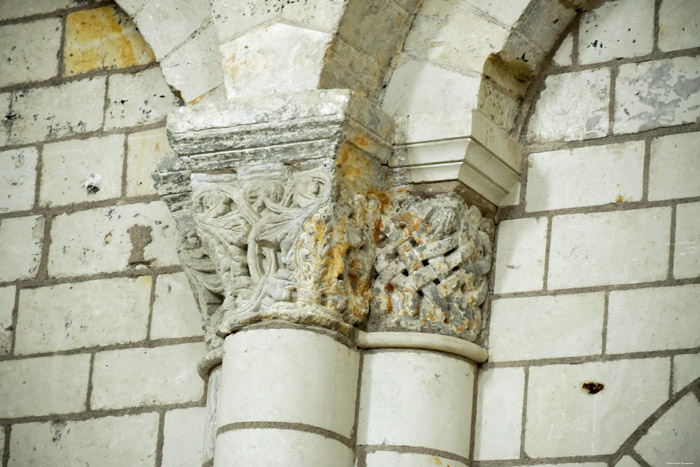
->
[649,131,700,201]
[0,93,10,147]
[673,353,700,393]
[674,204,700,280]
[91,342,205,409]
[126,127,173,197]
[365,451,468,467]
[0,0,79,20]
[494,217,547,293]
[489,293,604,361]
[151,273,203,339]
[162,407,207,467]
[614,458,641,467]
[15,277,152,354]
[526,141,644,211]
[0,215,44,282]
[41,135,125,207]
[607,285,700,353]
[0,354,90,418]
[548,208,671,289]
[0,147,38,213]
[552,32,573,67]
[473,367,524,460]
[0,286,14,354]
[659,0,700,52]
[0,19,62,87]
[525,358,669,457]
[8,414,158,467]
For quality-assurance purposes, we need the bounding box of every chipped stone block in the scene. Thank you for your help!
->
[0,354,90,418]
[674,202,700,279]
[526,141,644,211]
[0,19,62,87]
[64,6,155,77]
[105,67,180,130]
[162,407,207,467]
[548,208,671,289]
[366,452,468,467]
[0,93,10,147]
[0,286,15,355]
[114,0,147,17]
[607,284,700,353]
[0,215,44,282]
[151,272,202,339]
[474,367,524,460]
[659,0,700,52]
[9,78,105,145]
[126,127,172,197]
[0,0,83,20]
[41,135,124,207]
[91,342,205,409]
[615,56,700,134]
[490,293,604,361]
[552,32,574,67]
[8,414,158,467]
[649,131,700,201]
[673,353,700,393]
[525,358,669,457]
[493,217,547,293]
[527,68,610,143]
[48,201,179,277]
[578,0,654,64]
[15,277,152,355]
[0,147,38,213]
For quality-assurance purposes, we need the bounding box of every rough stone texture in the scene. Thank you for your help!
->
[490,293,604,361]
[64,6,154,77]
[552,32,573,66]
[526,141,644,211]
[0,0,81,20]
[9,77,106,145]
[41,135,125,207]
[493,217,547,293]
[548,208,671,289]
[649,131,700,201]
[0,215,44,282]
[614,56,700,134]
[0,147,38,213]
[365,452,468,467]
[614,457,642,467]
[126,127,172,197]
[527,69,610,143]
[0,93,10,147]
[607,284,700,353]
[525,358,670,457]
[578,0,654,64]
[162,407,207,467]
[8,414,158,467]
[0,19,62,88]
[0,286,15,354]
[151,272,203,339]
[91,342,205,409]
[15,277,152,354]
[48,201,179,277]
[673,353,700,393]
[658,0,700,52]
[105,67,180,130]
[0,354,90,418]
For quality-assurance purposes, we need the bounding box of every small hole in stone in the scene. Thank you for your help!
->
[86,184,100,194]
[582,382,604,394]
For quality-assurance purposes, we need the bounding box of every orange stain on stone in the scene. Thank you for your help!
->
[64,6,155,76]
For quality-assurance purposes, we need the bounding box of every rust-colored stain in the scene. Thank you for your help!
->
[64,6,155,76]
[353,135,369,148]
[336,145,371,182]
[582,382,604,394]
[615,195,625,203]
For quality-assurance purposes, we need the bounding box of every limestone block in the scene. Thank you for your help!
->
[527,69,610,143]
[548,208,671,289]
[0,354,90,418]
[0,19,61,87]
[578,0,654,64]
[674,202,700,279]
[64,6,155,77]
[490,293,604,361]
[219,328,359,438]
[105,67,180,130]
[162,407,207,467]
[160,25,224,103]
[0,427,3,465]
[635,393,700,465]
[673,353,700,393]
[493,217,547,293]
[614,457,641,467]
[526,141,644,211]
[115,0,148,17]
[607,284,700,353]
[0,286,15,355]
[615,56,700,134]
[357,351,475,458]
[9,77,105,145]
[48,201,179,277]
[41,135,124,207]
[0,0,78,20]
[525,358,669,457]
[474,367,525,460]
[0,93,10,147]
[15,277,152,355]
[649,131,700,201]
[126,128,172,197]
[214,429,354,467]
[0,215,44,282]
[91,342,205,409]
[365,452,468,467]
[282,0,347,33]
[151,272,203,339]
[464,0,531,26]
[552,32,573,67]
[659,0,700,51]
[0,147,38,213]
[8,414,158,467]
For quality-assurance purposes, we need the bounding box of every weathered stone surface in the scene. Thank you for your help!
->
[151,272,203,339]
[0,93,10,147]
[0,215,44,282]
[675,202,700,280]
[162,407,207,467]
[494,217,547,293]
[126,127,172,197]
[552,32,573,67]
[366,452,468,467]
[0,286,15,355]
[673,353,700,393]
[64,6,155,76]
[0,147,38,213]
[0,0,80,20]
[0,19,62,87]
[659,0,700,52]
[649,131,700,201]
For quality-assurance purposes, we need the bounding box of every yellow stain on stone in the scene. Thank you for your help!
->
[64,6,155,76]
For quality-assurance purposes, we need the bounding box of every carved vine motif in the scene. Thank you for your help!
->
[371,194,493,341]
